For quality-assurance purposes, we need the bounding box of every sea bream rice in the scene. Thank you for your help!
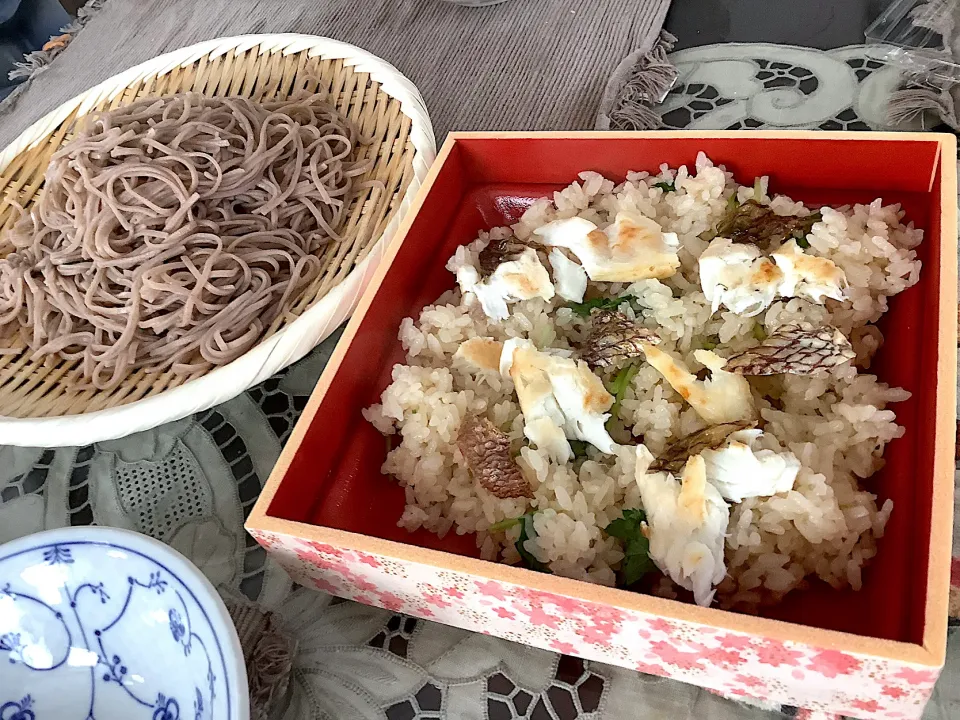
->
[362,152,917,608]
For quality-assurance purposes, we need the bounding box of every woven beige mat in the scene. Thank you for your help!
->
[0,0,673,145]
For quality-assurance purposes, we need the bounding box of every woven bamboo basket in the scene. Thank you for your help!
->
[0,34,435,446]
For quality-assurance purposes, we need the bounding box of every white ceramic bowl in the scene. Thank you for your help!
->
[0,527,248,720]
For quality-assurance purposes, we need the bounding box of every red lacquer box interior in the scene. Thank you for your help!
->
[249,132,957,716]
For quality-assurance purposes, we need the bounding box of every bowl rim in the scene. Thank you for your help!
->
[0,526,249,720]
[0,33,437,447]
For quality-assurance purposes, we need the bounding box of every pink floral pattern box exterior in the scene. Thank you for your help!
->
[249,528,940,720]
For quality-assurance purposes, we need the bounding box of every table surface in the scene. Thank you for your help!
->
[0,2,957,720]
[665,0,888,50]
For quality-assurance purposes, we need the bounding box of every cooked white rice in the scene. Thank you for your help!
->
[363,153,918,607]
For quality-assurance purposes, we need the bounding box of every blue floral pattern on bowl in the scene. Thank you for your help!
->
[0,528,247,720]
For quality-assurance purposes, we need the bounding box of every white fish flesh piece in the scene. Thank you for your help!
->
[636,450,728,607]
[454,337,504,372]
[501,338,616,463]
[642,345,757,425]
[456,248,555,321]
[771,239,847,304]
[699,429,800,502]
[698,237,784,317]
[533,211,681,282]
[548,248,588,302]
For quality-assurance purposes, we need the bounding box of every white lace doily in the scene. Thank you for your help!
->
[1,43,956,720]
[659,43,922,131]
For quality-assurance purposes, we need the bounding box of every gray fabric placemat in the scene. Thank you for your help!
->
[0,0,672,147]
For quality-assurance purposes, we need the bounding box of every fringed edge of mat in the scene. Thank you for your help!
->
[0,0,108,117]
[225,595,298,720]
[888,74,960,132]
[9,0,107,81]
[888,82,958,129]
[595,30,678,131]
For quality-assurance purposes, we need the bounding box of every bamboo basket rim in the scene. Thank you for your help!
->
[0,34,436,446]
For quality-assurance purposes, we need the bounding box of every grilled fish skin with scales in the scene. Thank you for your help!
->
[724,324,855,376]
[651,420,756,474]
[579,309,660,369]
[458,415,532,499]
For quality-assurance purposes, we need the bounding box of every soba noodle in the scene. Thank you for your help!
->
[0,92,374,389]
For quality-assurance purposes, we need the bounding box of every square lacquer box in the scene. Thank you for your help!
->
[247,132,958,719]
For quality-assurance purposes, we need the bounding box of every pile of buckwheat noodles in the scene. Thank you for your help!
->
[0,92,374,390]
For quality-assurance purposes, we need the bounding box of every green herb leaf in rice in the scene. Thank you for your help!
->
[706,199,821,249]
[569,440,590,459]
[604,362,641,422]
[699,335,719,351]
[604,508,656,586]
[567,294,637,317]
[488,516,523,533]
[515,513,547,572]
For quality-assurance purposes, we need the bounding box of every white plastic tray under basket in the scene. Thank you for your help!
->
[0,34,436,446]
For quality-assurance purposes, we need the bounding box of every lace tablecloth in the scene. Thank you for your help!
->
[0,43,956,720]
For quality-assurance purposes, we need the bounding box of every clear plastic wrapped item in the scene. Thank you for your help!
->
[865,0,960,82]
